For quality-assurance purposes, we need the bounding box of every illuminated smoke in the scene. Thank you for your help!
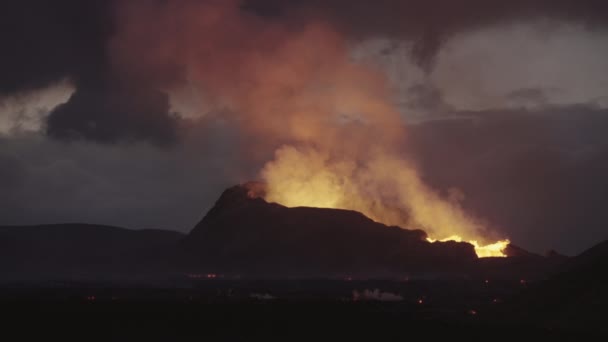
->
[112,0,509,257]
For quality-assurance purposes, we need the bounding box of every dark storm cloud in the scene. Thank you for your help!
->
[0,0,110,94]
[244,0,608,71]
[3,1,606,93]
[0,0,180,145]
[3,106,607,254]
[46,85,179,146]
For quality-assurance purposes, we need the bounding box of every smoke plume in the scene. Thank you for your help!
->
[109,0,503,248]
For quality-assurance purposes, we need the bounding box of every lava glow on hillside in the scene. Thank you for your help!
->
[259,152,510,258]
[426,236,510,258]
[264,180,510,258]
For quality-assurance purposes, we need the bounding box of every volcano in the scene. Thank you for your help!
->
[0,183,566,281]
[0,183,563,281]
[178,183,478,277]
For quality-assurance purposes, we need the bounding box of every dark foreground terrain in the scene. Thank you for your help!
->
[2,271,606,340]
[2,300,575,341]
[1,184,606,339]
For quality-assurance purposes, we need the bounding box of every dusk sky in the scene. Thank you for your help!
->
[1,0,608,255]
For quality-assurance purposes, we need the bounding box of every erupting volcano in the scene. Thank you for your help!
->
[5,0,608,338]
[261,164,510,258]
[111,1,510,258]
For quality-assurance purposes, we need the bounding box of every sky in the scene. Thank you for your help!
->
[1,0,608,255]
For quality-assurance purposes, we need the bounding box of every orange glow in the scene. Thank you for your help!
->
[261,150,510,258]
[112,2,510,259]
[426,236,510,258]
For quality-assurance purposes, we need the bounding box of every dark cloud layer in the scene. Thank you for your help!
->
[0,0,180,145]
[244,0,608,69]
[46,85,179,145]
[2,0,607,144]
[0,0,110,94]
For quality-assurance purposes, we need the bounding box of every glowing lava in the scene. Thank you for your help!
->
[426,236,510,258]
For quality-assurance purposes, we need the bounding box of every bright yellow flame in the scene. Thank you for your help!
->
[261,147,510,259]
[426,236,510,258]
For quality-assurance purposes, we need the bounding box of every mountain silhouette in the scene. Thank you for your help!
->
[0,183,580,281]
[0,224,184,281]
[178,183,477,277]
[495,240,608,334]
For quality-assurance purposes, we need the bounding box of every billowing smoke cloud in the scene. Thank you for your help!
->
[2,0,607,144]
[108,0,504,249]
